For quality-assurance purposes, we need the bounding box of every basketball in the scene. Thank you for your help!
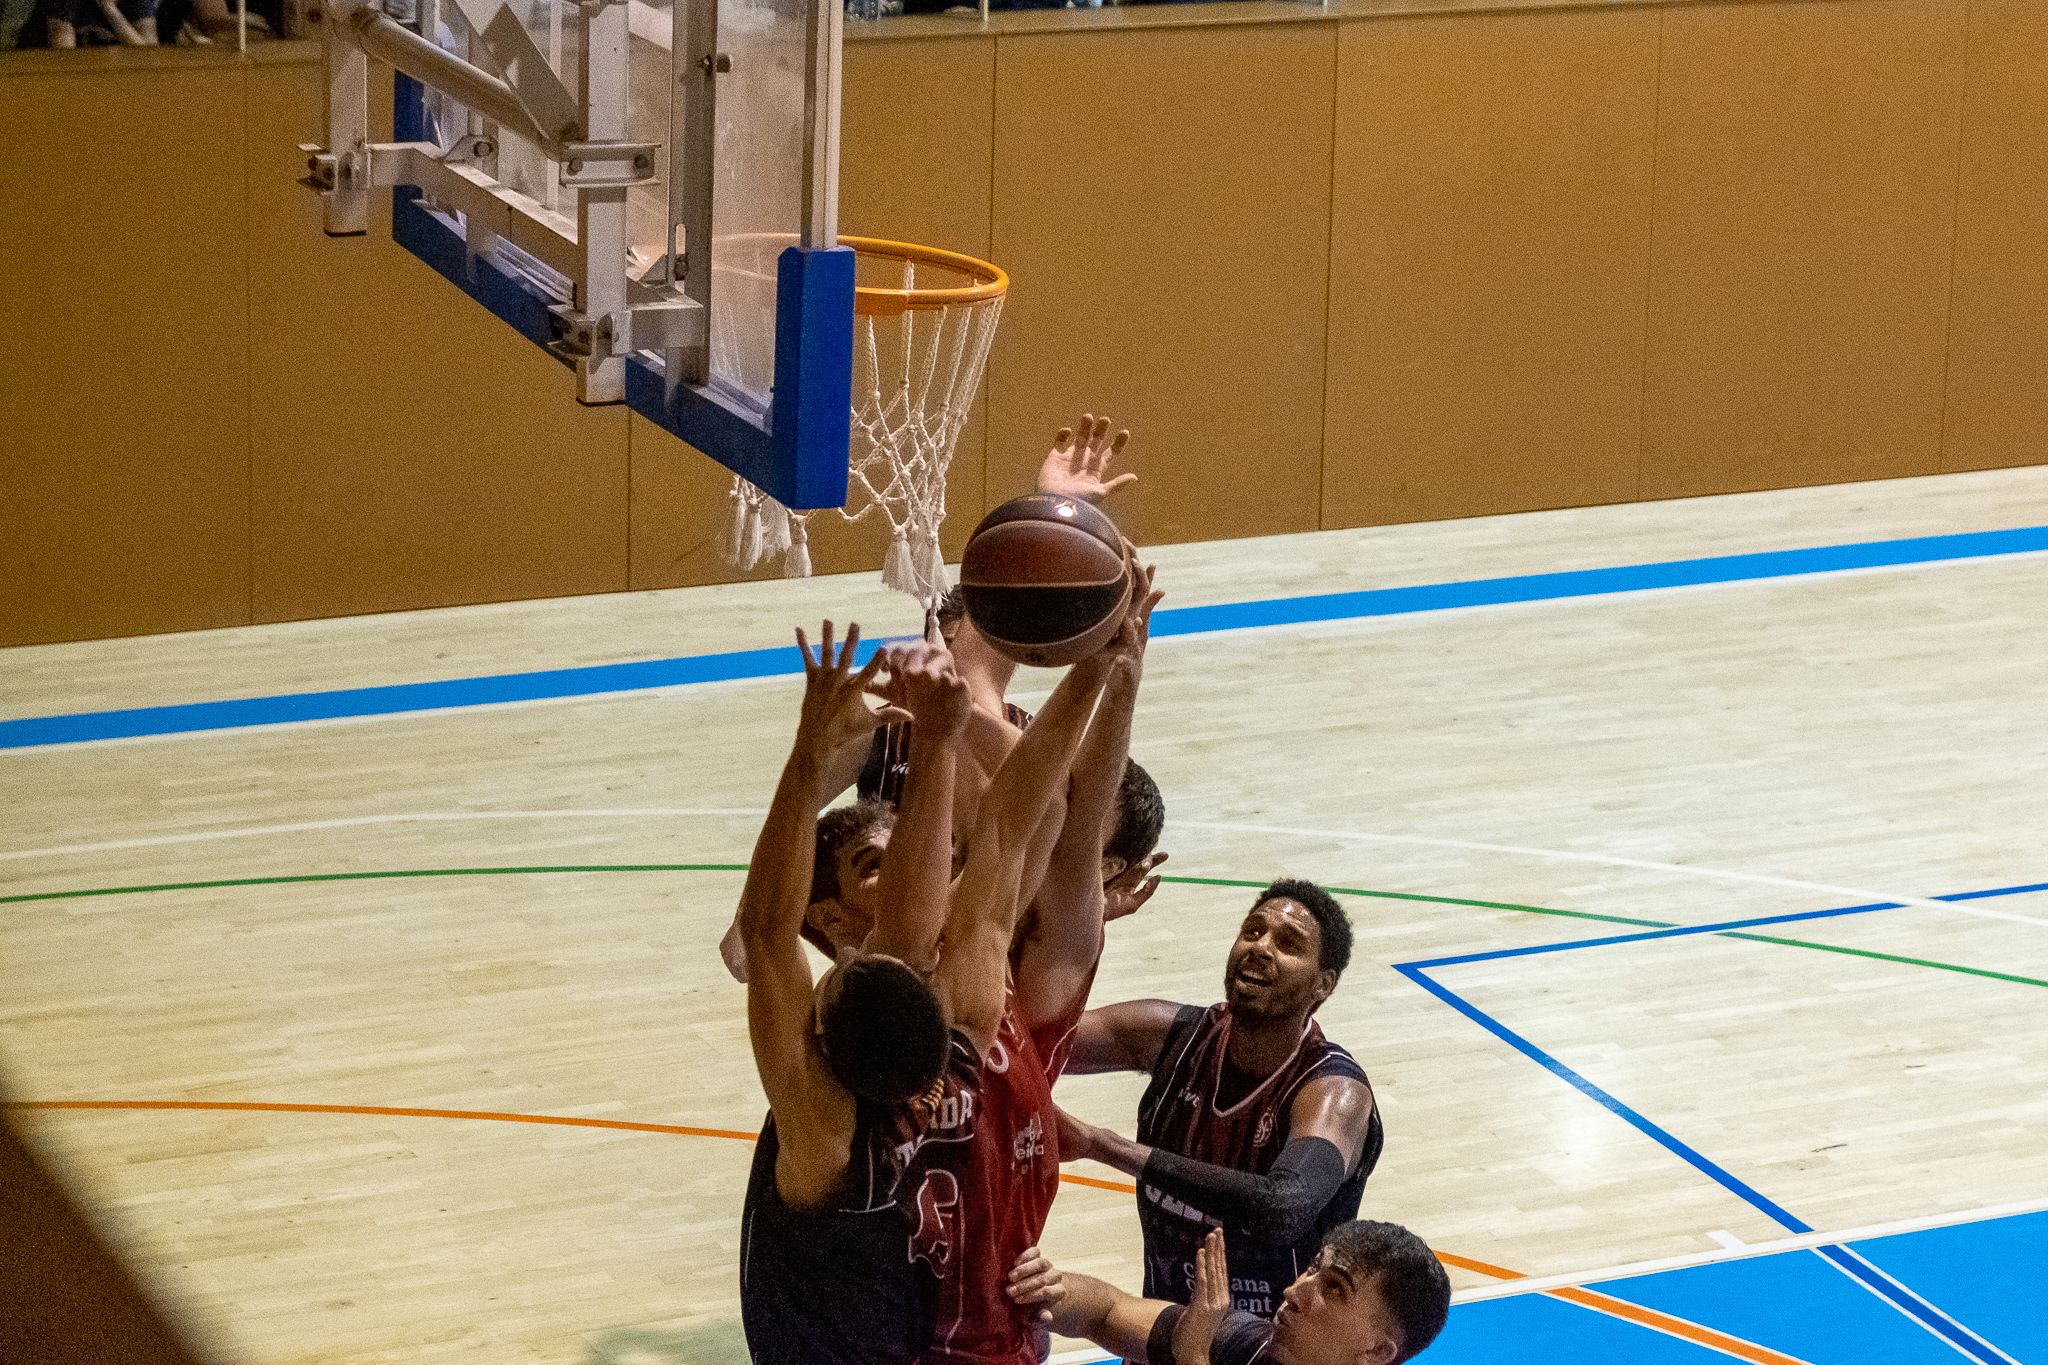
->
[959,493,1132,668]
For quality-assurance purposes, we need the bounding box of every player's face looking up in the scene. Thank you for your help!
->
[1270,1250,1402,1365]
[1225,898,1336,1021]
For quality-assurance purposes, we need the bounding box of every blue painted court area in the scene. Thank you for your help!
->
[1430,1208,2042,1364]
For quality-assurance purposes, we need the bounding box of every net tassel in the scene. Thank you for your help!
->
[785,518,812,578]
[739,499,765,570]
[720,484,747,563]
[916,530,948,599]
[882,528,920,597]
[759,497,793,562]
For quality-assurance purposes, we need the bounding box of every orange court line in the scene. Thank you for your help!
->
[5,1099,1124,1193]
[10,1099,1808,1363]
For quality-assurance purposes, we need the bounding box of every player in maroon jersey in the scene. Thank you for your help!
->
[906,556,1165,1365]
[1057,881,1382,1320]
[717,414,1154,984]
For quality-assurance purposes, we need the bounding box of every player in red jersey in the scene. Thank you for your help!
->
[717,412,1149,984]
[907,557,1164,1365]
[1057,881,1381,1320]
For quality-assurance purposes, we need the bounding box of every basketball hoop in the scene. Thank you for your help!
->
[718,235,1008,605]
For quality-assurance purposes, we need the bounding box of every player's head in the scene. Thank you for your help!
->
[1101,758,1164,883]
[933,586,970,643]
[805,798,897,957]
[1271,1220,1450,1365]
[812,953,948,1105]
[1224,879,1352,1021]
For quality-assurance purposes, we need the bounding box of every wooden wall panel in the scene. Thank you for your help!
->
[1941,0,2048,472]
[844,35,994,551]
[1323,8,1659,529]
[0,65,252,646]
[1641,0,1968,500]
[243,60,631,625]
[986,23,1335,547]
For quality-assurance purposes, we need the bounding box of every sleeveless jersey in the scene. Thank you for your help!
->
[858,704,1034,806]
[904,1004,1064,1365]
[740,1107,935,1365]
[1135,1005,1381,1316]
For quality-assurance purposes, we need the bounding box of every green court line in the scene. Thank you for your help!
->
[1723,931,2048,990]
[1161,874,1662,928]
[0,865,748,906]
[6,866,2040,992]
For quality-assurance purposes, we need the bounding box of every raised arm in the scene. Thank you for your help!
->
[1014,559,1160,1031]
[862,642,970,971]
[740,624,904,1205]
[934,648,1115,1049]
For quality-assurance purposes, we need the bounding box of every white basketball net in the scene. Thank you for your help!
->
[719,250,1005,607]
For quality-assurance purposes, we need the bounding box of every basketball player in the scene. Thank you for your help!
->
[1057,881,1382,1320]
[716,413,1158,983]
[904,563,1161,1365]
[735,621,968,1364]
[1032,1223,1450,1365]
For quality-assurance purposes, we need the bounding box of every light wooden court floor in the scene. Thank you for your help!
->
[4,467,2048,1364]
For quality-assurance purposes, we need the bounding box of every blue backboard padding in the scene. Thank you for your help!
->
[387,71,565,354]
[1848,1212,2048,1362]
[1590,1248,1965,1364]
[625,244,854,510]
[393,198,563,351]
[1426,1291,1731,1363]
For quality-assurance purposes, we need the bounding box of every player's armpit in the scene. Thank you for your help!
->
[1063,998,1186,1075]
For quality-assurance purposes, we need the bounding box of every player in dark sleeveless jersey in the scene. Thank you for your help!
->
[1041,1222,1450,1365]
[735,622,967,1365]
[1057,880,1382,1318]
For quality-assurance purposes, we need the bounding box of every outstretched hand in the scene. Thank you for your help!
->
[1037,412,1136,505]
[1172,1227,1232,1365]
[1103,850,1168,923]
[878,640,973,739]
[1099,550,1163,681]
[793,621,907,759]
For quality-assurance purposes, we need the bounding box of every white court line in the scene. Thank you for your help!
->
[0,809,764,863]
[1824,1244,2022,1365]
[1179,818,2048,927]
[1451,1192,2048,1303]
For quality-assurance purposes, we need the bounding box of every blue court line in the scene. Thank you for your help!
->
[6,524,2048,750]
[1402,879,2048,970]
[1396,885,2033,1365]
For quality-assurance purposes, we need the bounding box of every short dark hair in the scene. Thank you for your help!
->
[811,799,896,906]
[1322,1221,1450,1363]
[1105,759,1164,866]
[818,956,949,1105]
[1257,878,1351,978]
[934,586,968,640]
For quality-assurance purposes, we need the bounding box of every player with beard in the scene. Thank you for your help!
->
[1056,881,1382,1320]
